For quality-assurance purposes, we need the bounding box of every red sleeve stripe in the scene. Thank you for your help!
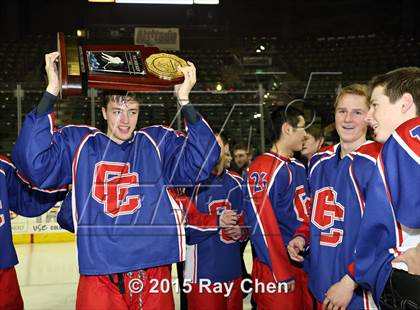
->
[15,171,67,193]
[363,290,376,309]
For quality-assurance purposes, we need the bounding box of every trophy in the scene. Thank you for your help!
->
[57,32,187,97]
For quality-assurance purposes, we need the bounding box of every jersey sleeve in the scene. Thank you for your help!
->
[11,93,92,189]
[144,114,220,186]
[355,124,420,305]
[354,149,400,304]
[57,191,75,233]
[174,190,219,245]
[1,157,66,218]
[345,142,381,281]
[384,124,420,229]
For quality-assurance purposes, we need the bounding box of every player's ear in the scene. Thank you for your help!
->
[318,137,325,148]
[401,93,414,113]
[282,122,291,136]
[102,107,108,120]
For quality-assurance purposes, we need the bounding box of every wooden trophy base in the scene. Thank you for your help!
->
[57,32,184,98]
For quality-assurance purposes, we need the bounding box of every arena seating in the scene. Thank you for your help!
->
[1,32,419,155]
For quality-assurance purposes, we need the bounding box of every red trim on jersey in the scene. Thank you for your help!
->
[318,144,336,154]
[354,141,382,161]
[15,170,67,193]
[0,155,13,165]
[363,290,370,310]
[347,262,355,277]
[227,170,242,181]
[395,117,420,157]
[193,245,197,283]
[54,124,98,133]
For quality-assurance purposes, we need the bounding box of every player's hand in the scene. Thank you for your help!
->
[219,210,239,228]
[9,211,18,220]
[223,225,242,240]
[45,51,60,96]
[287,236,306,262]
[323,275,356,310]
[174,61,196,106]
[392,243,420,275]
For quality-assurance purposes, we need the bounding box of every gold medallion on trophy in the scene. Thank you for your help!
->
[145,53,188,80]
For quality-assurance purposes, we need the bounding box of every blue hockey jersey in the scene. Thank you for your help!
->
[355,117,420,305]
[0,156,66,269]
[184,170,244,283]
[308,141,381,309]
[12,99,220,275]
[243,152,310,284]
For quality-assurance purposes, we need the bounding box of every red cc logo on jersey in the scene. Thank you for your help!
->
[92,162,140,218]
[311,187,345,247]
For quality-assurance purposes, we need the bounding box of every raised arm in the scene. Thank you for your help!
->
[12,52,92,189]
[145,62,220,186]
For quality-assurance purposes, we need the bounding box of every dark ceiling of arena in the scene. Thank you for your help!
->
[1,0,419,39]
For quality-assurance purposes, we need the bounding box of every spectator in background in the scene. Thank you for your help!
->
[232,143,252,177]
[300,126,325,166]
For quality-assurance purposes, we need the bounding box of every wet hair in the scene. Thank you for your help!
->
[368,67,420,115]
[101,89,141,109]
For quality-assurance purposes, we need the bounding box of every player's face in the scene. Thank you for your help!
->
[215,135,227,166]
[301,133,322,159]
[102,97,140,144]
[224,145,232,169]
[368,86,405,143]
[335,94,369,148]
[234,149,249,168]
[290,115,306,152]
